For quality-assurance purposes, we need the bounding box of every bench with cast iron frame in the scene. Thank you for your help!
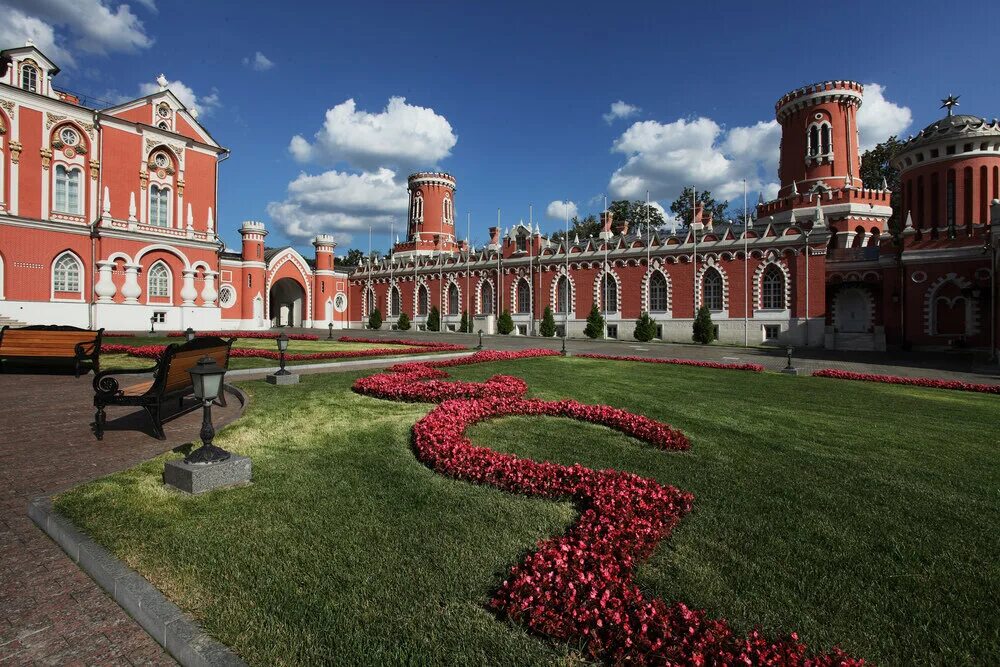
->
[0,325,104,377]
[92,336,234,440]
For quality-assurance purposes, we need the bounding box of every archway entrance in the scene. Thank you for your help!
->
[834,286,871,333]
[269,278,305,327]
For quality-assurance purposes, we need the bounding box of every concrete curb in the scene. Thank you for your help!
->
[226,350,475,378]
[28,496,246,667]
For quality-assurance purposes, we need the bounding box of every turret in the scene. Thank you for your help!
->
[312,234,337,272]
[240,220,267,262]
[239,221,267,322]
[393,172,460,257]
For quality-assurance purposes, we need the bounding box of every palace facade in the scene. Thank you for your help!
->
[0,43,997,354]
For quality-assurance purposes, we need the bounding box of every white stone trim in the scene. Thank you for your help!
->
[592,265,621,314]
[752,254,792,310]
[144,259,173,304]
[640,261,672,316]
[923,272,978,336]
[550,265,576,314]
[695,257,728,313]
[50,250,85,302]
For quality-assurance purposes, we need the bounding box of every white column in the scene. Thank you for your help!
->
[0,134,5,214]
[128,191,137,230]
[859,232,872,247]
[121,264,142,304]
[176,188,185,230]
[101,186,111,224]
[200,270,218,306]
[180,269,198,305]
[95,261,117,302]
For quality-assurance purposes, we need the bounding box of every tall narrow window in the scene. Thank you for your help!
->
[448,283,459,314]
[412,194,424,221]
[478,281,492,315]
[703,268,723,311]
[649,272,668,312]
[148,262,170,298]
[946,170,956,237]
[809,126,820,156]
[390,286,401,317]
[516,278,530,313]
[761,265,784,309]
[418,285,429,315]
[820,124,831,155]
[149,185,170,227]
[365,288,376,314]
[443,197,453,225]
[53,253,81,293]
[516,234,527,252]
[601,274,618,312]
[555,276,571,313]
[54,166,82,214]
[21,65,37,92]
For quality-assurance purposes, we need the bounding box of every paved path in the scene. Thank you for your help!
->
[326,329,1000,384]
[0,372,242,666]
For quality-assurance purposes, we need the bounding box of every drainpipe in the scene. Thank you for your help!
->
[215,149,231,291]
[90,111,103,329]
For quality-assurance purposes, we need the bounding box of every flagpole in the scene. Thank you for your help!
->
[564,200,569,342]
[496,208,501,323]
[743,179,749,347]
[367,225,373,325]
[389,220,394,320]
[466,211,471,332]
[692,188,698,316]
[528,204,534,336]
[602,195,608,339]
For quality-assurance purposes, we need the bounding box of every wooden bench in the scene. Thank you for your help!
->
[93,335,235,440]
[0,325,103,377]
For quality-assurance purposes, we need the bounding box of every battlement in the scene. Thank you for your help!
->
[757,186,891,218]
[312,234,337,249]
[776,80,863,121]
[407,172,456,188]
[240,220,268,235]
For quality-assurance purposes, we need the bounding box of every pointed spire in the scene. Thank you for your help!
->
[127,192,137,223]
[186,203,194,230]
[881,176,888,191]
[813,200,825,228]
[788,208,797,224]
[207,207,214,233]
[791,180,798,195]
[102,186,111,217]
[757,191,764,205]
[904,210,914,229]
[156,73,168,91]
[573,232,579,244]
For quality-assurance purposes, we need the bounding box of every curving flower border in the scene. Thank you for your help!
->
[575,352,765,372]
[812,368,999,395]
[166,331,320,341]
[352,349,862,664]
[102,339,467,362]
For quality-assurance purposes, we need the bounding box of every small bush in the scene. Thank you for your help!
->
[368,308,382,330]
[584,304,605,339]
[427,306,441,332]
[539,306,556,337]
[497,310,514,335]
[633,312,657,342]
[692,305,715,344]
[397,312,411,331]
[459,311,471,333]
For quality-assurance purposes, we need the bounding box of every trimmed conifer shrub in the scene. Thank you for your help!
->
[540,306,557,337]
[368,308,382,331]
[633,312,657,342]
[584,303,605,339]
[497,309,514,335]
[397,312,411,331]
[427,306,441,332]
[692,305,715,344]
[459,311,471,333]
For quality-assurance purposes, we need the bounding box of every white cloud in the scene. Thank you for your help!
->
[857,82,911,150]
[2,0,153,63]
[546,200,578,220]
[266,168,409,244]
[138,78,220,117]
[608,116,780,206]
[603,100,641,124]
[289,96,457,171]
[243,51,274,72]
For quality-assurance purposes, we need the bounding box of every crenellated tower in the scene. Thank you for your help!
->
[239,220,268,321]
[393,172,462,257]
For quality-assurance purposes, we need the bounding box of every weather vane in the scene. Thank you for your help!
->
[940,94,960,116]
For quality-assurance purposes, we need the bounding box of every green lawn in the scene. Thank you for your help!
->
[55,358,999,665]
[101,336,419,369]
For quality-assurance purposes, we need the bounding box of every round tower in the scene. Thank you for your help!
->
[239,220,268,323]
[406,172,457,252]
[312,234,337,325]
[775,81,864,197]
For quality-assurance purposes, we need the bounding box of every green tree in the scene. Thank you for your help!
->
[459,311,471,333]
[608,200,667,236]
[692,305,715,344]
[584,303,605,339]
[368,307,382,331]
[397,312,411,331]
[670,187,728,227]
[549,214,601,243]
[633,312,657,342]
[860,135,905,231]
[497,309,514,335]
[427,306,440,332]
[340,248,365,267]
[539,305,557,337]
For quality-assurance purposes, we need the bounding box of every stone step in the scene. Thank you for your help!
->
[835,333,876,351]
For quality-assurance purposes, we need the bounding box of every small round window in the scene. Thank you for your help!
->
[218,285,236,308]
[157,103,170,118]
[60,127,78,146]
[154,153,169,168]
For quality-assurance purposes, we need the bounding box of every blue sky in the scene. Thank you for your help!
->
[2,0,992,255]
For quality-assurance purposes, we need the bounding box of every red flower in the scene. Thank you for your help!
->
[350,349,863,665]
[575,353,765,373]
[813,369,999,395]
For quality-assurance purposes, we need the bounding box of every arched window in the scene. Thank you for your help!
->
[516,278,530,313]
[365,287,376,314]
[149,185,171,228]
[809,125,820,156]
[821,124,831,155]
[761,265,784,309]
[53,253,82,293]
[443,197,453,225]
[21,65,37,92]
[54,166,82,214]
[412,194,424,222]
[555,275,572,313]
[390,286,401,317]
[649,272,668,312]
[703,268,723,311]
[418,284,429,315]
[448,283,459,314]
[478,281,493,315]
[147,262,170,299]
[601,273,618,312]
[516,233,527,252]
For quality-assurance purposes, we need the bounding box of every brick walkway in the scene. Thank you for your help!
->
[0,371,242,666]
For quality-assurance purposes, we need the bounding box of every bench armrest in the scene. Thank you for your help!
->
[93,365,158,396]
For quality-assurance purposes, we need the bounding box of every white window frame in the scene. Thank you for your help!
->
[649,271,669,312]
[21,64,37,92]
[703,268,723,311]
[761,265,785,310]
[53,165,83,215]
[146,261,172,301]
[51,252,83,300]
[149,184,171,228]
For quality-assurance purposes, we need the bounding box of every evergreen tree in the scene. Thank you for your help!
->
[633,312,657,342]
[692,305,715,344]
[497,309,514,334]
[584,303,605,339]
[459,311,470,333]
[860,136,904,231]
[539,306,557,337]
[427,306,440,332]
[397,312,411,331]
[368,308,382,331]
[670,187,728,226]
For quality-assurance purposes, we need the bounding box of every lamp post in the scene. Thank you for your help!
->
[781,345,799,375]
[477,329,483,350]
[149,314,155,335]
[275,333,290,376]
[785,346,794,369]
[184,356,231,464]
[328,322,334,340]
[185,327,196,343]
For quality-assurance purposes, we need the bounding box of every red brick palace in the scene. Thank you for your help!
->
[0,44,997,354]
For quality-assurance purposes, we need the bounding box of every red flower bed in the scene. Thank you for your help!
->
[576,352,765,372]
[813,368,1000,395]
[101,332,137,338]
[352,350,862,665]
[166,331,320,341]
[338,335,466,350]
[102,340,469,363]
